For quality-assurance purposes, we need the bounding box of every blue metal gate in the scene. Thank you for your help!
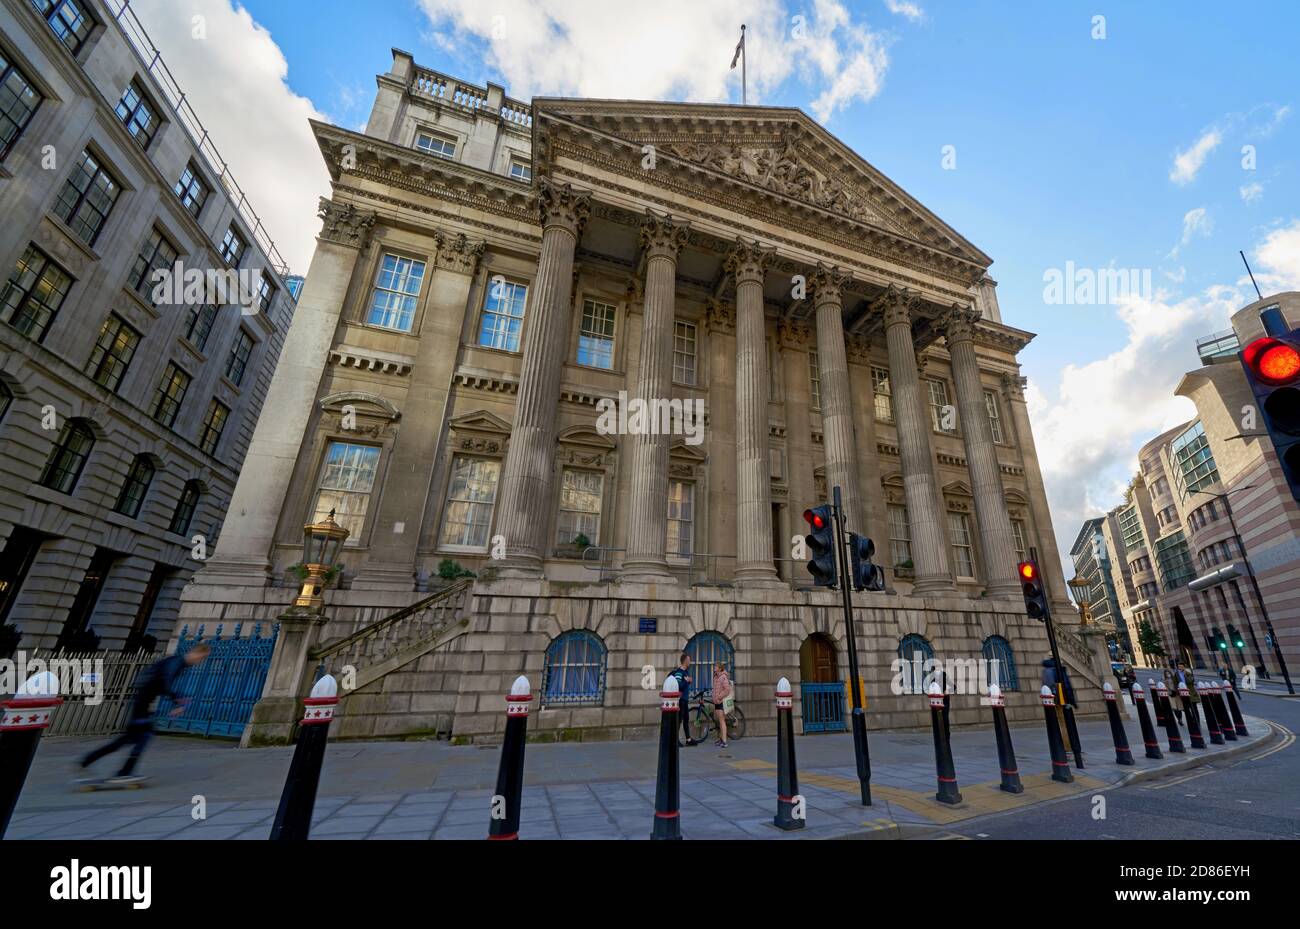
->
[155,622,278,738]
[800,681,847,733]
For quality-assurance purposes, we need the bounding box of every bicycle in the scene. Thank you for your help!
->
[689,693,746,743]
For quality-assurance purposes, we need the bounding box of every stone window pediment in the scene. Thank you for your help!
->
[448,410,512,457]
[320,392,401,422]
[557,425,617,469]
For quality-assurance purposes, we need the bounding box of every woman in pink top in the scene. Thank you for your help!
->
[712,662,732,748]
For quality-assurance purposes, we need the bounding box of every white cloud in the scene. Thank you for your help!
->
[1169,128,1221,185]
[1240,181,1264,202]
[1169,207,1212,258]
[884,0,925,23]
[416,0,891,122]
[129,0,331,273]
[1251,219,1300,292]
[1250,103,1291,138]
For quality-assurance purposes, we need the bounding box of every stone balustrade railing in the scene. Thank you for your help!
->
[409,67,533,128]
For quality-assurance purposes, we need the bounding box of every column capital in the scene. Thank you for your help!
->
[1001,372,1028,401]
[809,264,850,307]
[777,316,811,349]
[317,198,377,249]
[724,239,773,285]
[875,283,921,329]
[704,297,735,335]
[537,178,591,237]
[433,230,486,275]
[940,304,982,345]
[640,212,689,260]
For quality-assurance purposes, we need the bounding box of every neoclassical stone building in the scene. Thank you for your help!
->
[185,51,1103,743]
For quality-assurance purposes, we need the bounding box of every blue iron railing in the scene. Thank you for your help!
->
[156,622,278,738]
[800,681,847,733]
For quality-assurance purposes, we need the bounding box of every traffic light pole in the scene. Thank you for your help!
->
[832,486,871,806]
[1030,546,1069,714]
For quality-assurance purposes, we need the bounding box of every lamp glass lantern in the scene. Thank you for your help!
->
[295,508,349,609]
[1066,575,1093,625]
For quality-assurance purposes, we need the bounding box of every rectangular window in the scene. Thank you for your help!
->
[219,226,246,267]
[1170,421,1219,498]
[948,511,975,578]
[114,80,160,150]
[1,244,73,341]
[1118,505,1144,551]
[127,226,178,301]
[184,303,219,351]
[478,278,528,351]
[1154,530,1196,592]
[367,254,426,332]
[415,130,456,159]
[872,367,893,423]
[809,349,821,410]
[577,298,616,369]
[54,149,120,246]
[556,469,603,547]
[888,504,912,568]
[225,329,255,386]
[313,442,382,541]
[150,362,190,428]
[673,320,697,386]
[174,162,210,219]
[198,400,229,456]
[256,273,276,314]
[114,456,154,519]
[667,480,694,560]
[87,314,139,392]
[438,456,501,549]
[30,0,94,56]
[0,50,43,160]
[509,158,531,182]
[984,390,1005,443]
[928,379,956,434]
[1010,518,1028,561]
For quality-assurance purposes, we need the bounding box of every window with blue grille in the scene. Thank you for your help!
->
[684,631,734,700]
[981,635,1019,691]
[542,630,607,706]
[896,634,933,694]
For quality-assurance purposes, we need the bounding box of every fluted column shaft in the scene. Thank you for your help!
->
[622,216,687,581]
[945,309,1020,597]
[496,182,590,575]
[881,290,955,594]
[811,267,864,532]
[728,243,781,586]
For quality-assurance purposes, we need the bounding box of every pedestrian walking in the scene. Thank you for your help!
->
[78,643,210,784]
[669,653,698,747]
[712,662,733,748]
[1163,662,1185,724]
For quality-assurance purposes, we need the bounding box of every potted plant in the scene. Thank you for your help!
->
[556,533,592,559]
[893,559,915,579]
[437,558,476,582]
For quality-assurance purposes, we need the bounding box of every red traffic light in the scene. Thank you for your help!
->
[803,509,825,530]
[1244,337,1300,386]
[1018,562,1037,581]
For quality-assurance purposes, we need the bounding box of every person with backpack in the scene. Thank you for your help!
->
[669,653,698,746]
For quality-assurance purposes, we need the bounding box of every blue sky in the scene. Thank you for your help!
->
[133,0,1300,565]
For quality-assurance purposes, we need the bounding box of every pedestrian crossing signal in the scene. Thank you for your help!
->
[1018,560,1049,621]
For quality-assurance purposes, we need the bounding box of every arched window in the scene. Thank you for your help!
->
[542,630,607,706]
[0,381,12,422]
[982,635,1019,691]
[897,633,934,663]
[685,631,734,699]
[896,633,934,695]
[114,455,155,519]
[39,419,95,494]
[169,480,202,536]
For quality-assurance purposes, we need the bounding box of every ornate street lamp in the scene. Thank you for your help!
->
[1067,575,1094,627]
[294,509,349,610]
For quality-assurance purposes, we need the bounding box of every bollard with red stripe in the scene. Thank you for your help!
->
[1154,681,1185,753]
[1041,685,1074,783]
[270,674,339,841]
[488,675,532,840]
[0,672,62,838]
[1130,684,1163,759]
[1149,678,1167,726]
[1102,683,1135,765]
[651,675,682,840]
[1178,683,1206,749]
[1197,683,1225,745]
[1221,679,1249,737]
[927,682,962,804]
[1208,682,1236,742]
[773,677,803,830]
[987,685,1023,794]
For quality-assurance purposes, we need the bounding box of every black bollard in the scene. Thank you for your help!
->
[927,683,962,804]
[1208,683,1236,742]
[651,676,682,840]
[773,677,803,830]
[1131,684,1163,759]
[1221,680,1249,737]
[1103,683,1135,765]
[1155,682,1185,753]
[1198,683,1225,745]
[1149,678,1167,726]
[270,674,339,841]
[1040,686,1073,783]
[488,675,532,840]
[1178,684,1206,749]
[987,685,1023,794]
[0,672,63,839]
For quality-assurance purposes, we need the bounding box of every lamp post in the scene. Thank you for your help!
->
[294,509,350,611]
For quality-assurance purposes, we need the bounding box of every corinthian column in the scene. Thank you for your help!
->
[726,241,782,587]
[943,307,1020,597]
[622,214,688,582]
[495,181,590,576]
[880,286,955,595]
[810,265,864,533]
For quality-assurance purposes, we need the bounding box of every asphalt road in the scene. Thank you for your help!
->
[927,689,1300,840]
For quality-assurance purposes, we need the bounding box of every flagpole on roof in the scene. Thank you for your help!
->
[730,24,747,105]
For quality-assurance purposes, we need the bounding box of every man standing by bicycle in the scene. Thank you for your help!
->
[670,653,698,746]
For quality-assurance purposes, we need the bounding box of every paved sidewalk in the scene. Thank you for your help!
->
[5,710,1273,840]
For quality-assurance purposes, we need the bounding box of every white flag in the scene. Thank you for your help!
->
[730,27,745,69]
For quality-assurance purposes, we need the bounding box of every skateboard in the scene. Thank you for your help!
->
[77,776,151,791]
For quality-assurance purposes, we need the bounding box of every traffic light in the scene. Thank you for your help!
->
[803,506,837,588]
[1018,561,1049,621]
[1240,322,1300,503]
[848,533,885,592]
[1227,624,1245,649]
[1212,628,1227,652]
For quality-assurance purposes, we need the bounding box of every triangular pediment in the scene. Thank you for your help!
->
[448,410,512,435]
[533,99,990,268]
